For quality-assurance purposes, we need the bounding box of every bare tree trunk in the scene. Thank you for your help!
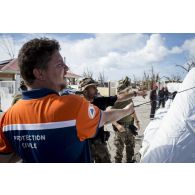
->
[176,57,195,72]
[82,67,93,78]
[98,71,106,87]
[0,36,15,59]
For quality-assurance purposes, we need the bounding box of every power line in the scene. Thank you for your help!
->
[134,86,195,108]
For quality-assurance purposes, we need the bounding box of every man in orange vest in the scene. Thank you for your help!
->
[0,38,135,163]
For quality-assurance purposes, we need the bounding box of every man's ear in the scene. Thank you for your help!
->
[33,69,46,81]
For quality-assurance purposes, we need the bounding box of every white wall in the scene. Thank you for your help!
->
[0,81,16,112]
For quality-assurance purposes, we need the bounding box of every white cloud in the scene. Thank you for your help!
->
[139,34,169,60]
[182,38,195,56]
[2,33,194,81]
[126,34,169,63]
[168,37,195,57]
[59,33,173,80]
[62,34,179,80]
[170,47,182,54]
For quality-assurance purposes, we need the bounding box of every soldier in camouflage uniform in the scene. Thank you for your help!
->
[79,77,146,163]
[79,78,117,163]
[112,77,140,163]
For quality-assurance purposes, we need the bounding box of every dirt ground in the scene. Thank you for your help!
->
[105,94,151,163]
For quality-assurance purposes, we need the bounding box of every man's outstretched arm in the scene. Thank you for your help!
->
[116,89,147,102]
[99,102,134,127]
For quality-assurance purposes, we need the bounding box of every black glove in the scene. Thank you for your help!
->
[129,124,138,136]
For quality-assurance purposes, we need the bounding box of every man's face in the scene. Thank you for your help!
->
[44,51,69,92]
[85,85,97,98]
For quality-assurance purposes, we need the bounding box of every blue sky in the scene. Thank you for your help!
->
[1,33,195,81]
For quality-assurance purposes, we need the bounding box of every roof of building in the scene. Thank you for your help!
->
[65,72,81,79]
[0,59,13,70]
[0,58,81,78]
[1,58,19,72]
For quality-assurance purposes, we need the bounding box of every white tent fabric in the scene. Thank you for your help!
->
[140,68,195,162]
[166,82,181,93]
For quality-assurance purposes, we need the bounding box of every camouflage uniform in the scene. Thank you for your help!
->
[90,139,111,163]
[113,124,135,163]
[113,100,136,163]
[79,77,117,163]
[113,77,136,163]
